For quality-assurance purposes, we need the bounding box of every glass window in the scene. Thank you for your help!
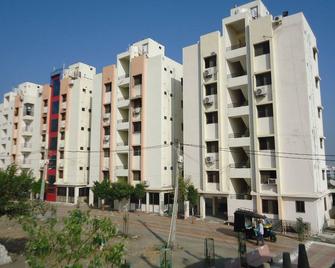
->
[259,137,275,150]
[207,171,219,183]
[133,75,142,85]
[206,141,218,153]
[256,72,272,86]
[51,119,58,131]
[53,79,60,96]
[262,199,278,214]
[204,55,216,68]
[296,201,305,213]
[149,193,159,205]
[105,82,112,92]
[205,83,217,96]
[257,104,273,118]
[254,41,270,56]
[49,137,58,150]
[133,146,141,156]
[260,170,277,184]
[52,101,59,114]
[133,122,141,133]
[206,112,218,124]
[48,175,56,185]
[133,171,141,181]
[103,149,110,157]
[104,126,110,136]
[104,104,111,114]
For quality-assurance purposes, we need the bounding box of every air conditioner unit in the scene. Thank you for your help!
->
[203,96,214,105]
[133,107,141,114]
[273,16,282,25]
[203,68,215,78]
[205,156,214,164]
[268,178,277,184]
[143,180,150,187]
[255,87,267,97]
[104,136,110,142]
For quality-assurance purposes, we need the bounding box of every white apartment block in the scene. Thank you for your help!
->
[0,82,43,178]
[183,0,331,233]
[89,39,183,214]
[40,62,96,203]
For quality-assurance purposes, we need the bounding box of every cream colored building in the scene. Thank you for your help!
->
[183,0,330,233]
[89,39,183,214]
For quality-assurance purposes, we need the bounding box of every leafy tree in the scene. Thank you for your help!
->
[178,176,190,203]
[31,178,42,197]
[92,178,113,209]
[0,165,34,218]
[133,183,146,209]
[187,185,199,216]
[21,207,125,268]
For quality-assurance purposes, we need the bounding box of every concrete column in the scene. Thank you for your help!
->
[200,195,206,219]
[212,197,216,216]
[184,201,190,219]
[65,187,69,203]
[74,187,79,205]
[89,188,94,206]
[146,191,150,213]
[159,192,165,216]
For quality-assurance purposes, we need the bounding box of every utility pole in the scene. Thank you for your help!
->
[167,141,182,249]
[40,149,48,201]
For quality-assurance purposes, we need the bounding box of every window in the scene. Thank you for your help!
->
[42,116,47,124]
[133,122,141,133]
[322,170,325,180]
[103,171,109,180]
[257,104,273,118]
[51,119,58,131]
[48,175,56,185]
[260,170,277,184]
[103,149,110,157]
[82,108,85,111]
[207,171,219,183]
[49,137,57,150]
[104,104,111,114]
[13,138,17,145]
[254,41,270,56]
[133,99,142,108]
[205,83,217,96]
[204,55,216,68]
[62,94,67,102]
[80,147,84,150]
[81,127,84,131]
[53,79,60,96]
[133,171,141,181]
[133,75,142,85]
[24,104,34,116]
[312,47,318,61]
[14,123,18,129]
[14,108,19,116]
[315,76,320,89]
[296,201,305,213]
[318,107,322,118]
[259,137,275,150]
[105,82,112,92]
[133,146,141,156]
[43,99,48,107]
[262,199,278,214]
[206,112,218,124]
[59,151,64,159]
[149,193,159,205]
[324,197,327,211]
[104,127,110,135]
[42,134,46,142]
[52,101,59,114]
[61,112,66,121]
[79,167,83,170]
[256,72,272,86]
[60,132,65,140]
[206,141,218,153]
[320,138,323,149]
[82,88,86,93]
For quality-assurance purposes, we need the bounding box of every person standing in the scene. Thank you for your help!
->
[256,219,264,246]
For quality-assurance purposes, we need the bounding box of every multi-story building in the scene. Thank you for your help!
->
[40,62,96,203]
[89,39,183,214]
[183,0,330,233]
[0,82,43,178]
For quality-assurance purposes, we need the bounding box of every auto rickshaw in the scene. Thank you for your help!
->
[233,209,277,242]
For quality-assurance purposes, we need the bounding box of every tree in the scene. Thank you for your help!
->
[178,176,190,203]
[111,182,134,211]
[133,183,146,209]
[31,178,42,198]
[92,178,112,209]
[187,185,199,217]
[0,165,34,218]
[21,206,125,268]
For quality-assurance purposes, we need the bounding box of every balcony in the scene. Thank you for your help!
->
[23,113,34,121]
[117,119,129,131]
[203,67,217,84]
[117,97,130,108]
[227,102,249,117]
[115,165,128,177]
[227,72,248,89]
[116,142,129,153]
[118,74,130,87]
[229,163,251,178]
[226,43,247,61]
[228,132,250,148]
[132,85,142,99]
[21,126,33,136]
[21,142,32,152]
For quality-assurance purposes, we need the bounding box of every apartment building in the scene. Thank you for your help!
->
[183,0,330,233]
[89,39,183,214]
[40,62,96,203]
[0,82,43,178]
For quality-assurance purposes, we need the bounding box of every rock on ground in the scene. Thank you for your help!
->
[0,244,12,265]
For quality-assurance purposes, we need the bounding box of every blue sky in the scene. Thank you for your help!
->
[0,0,334,157]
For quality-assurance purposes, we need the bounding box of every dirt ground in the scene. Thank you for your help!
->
[0,203,334,267]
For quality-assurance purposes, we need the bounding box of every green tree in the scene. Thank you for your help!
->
[111,182,134,211]
[178,176,190,203]
[31,178,42,198]
[133,183,146,209]
[187,185,199,217]
[92,179,112,209]
[21,207,125,268]
[0,165,34,218]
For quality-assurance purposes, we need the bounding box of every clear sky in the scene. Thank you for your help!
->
[0,0,334,158]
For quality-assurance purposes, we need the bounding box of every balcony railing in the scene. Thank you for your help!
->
[117,119,129,123]
[115,165,128,170]
[230,193,252,200]
[229,162,250,168]
[117,142,128,146]
[22,159,32,165]
[227,101,248,108]
[227,71,247,79]
[22,126,33,132]
[226,42,246,52]
[118,74,130,80]
[22,142,32,148]
[228,131,250,138]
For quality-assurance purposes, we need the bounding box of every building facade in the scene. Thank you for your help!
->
[89,39,183,214]
[183,0,330,233]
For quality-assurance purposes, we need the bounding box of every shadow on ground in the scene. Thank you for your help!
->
[0,237,27,254]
